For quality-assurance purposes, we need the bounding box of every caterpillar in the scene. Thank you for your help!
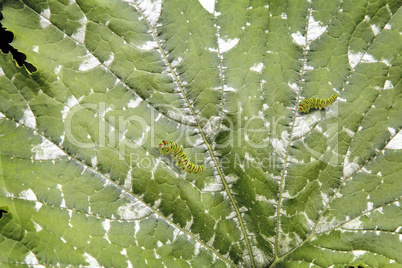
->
[158,140,205,174]
[299,94,338,113]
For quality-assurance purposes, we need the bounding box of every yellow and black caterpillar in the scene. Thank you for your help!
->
[158,140,205,174]
[299,94,338,113]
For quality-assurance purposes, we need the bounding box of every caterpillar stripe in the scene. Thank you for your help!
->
[299,94,338,113]
[158,140,205,174]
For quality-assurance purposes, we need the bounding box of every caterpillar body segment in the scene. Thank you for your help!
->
[158,140,205,174]
[299,94,338,113]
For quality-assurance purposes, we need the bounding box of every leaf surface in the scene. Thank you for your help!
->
[0,0,401,267]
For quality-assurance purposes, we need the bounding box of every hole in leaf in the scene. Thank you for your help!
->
[0,206,10,219]
[0,12,37,73]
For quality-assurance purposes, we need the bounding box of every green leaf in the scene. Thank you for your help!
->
[0,0,401,267]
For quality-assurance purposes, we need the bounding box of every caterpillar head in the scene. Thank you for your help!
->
[158,140,167,153]
[158,140,167,149]
[299,102,310,113]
